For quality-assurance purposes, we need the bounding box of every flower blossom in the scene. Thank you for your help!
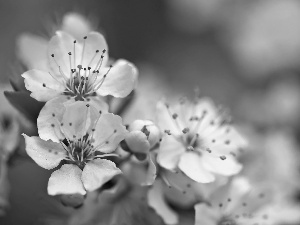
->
[23,101,127,195]
[21,31,137,141]
[156,97,247,183]
[195,177,271,225]
[125,120,161,156]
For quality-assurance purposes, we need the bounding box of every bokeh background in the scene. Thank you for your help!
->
[1,0,300,224]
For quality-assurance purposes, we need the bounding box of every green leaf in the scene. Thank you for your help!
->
[4,91,44,124]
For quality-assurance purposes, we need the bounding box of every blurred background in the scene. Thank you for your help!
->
[1,0,300,224]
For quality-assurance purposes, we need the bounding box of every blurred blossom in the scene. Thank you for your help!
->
[194,177,272,225]
[156,97,246,183]
[236,77,300,127]
[23,102,126,196]
[241,127,300,198]
[165,0,226,33]
[221,0,300,79]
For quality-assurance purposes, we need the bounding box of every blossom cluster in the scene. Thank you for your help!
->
[1,12,300,225]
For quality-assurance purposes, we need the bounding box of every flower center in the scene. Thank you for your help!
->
[50,37,112,101]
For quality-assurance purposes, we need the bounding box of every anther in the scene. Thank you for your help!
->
[86,104,90,107]
[43,83,46,87]
[220,155,226,160]
[114,129,117,133]
[51,54,54,57]
[83,36,87,39]
[69,123,72,126]
[172,113,178,119]
[68,52,72,55]
[52,113,55,117]
[219,203,223,207]
[51,124,55,127]
[73,40,77,43]
[182,127,189,134]
[206,148,212,153]
[225,140,230,145]
[102,49,106,53]
[164,130,171,135]
[96,50,99,53]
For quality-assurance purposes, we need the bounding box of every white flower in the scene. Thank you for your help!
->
[125,120,161,154]
[195,177,270,225]
[17,12,94,71]
[23,101,127,195]
[21,31,137,141]
[22,31,137,105]
[156,97,247,183]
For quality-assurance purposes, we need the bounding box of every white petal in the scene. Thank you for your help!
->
[23,134,66,170]
[22,69,65,102]
[61,13,92,40]
[37,96,72,142]
[157,135,185,170]
[156,101,185,136]
[60,101,98,141]
[92,113,127,153]
[147,180,179,225]
[125,131,150,154]
[48,31,80,76]
[17,34,48,71]
[96,59,138,98]
[85,95,109,114]
[194,203,220,225]
[48,31,108,76]
[142,154,157,186]
[48,164,86,195]
[202,155,242,176]
[79,32,108,70]
[178,152,215,183]
[82,159,121,191]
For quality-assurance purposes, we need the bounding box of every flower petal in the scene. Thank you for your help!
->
[79,32,108,70]
[37,96,72,142]
[92,113,127,153]
[156,101,184,136]
[157,135,185,170]
[194,203,220,225]
[48,31,108,76]
[82,159,121,192]
[61,13,92,40]
[96,59,138,98]
[60,101,99,141]
[23,134,66,169]
[48,31,80,76]
[147,179,179,225]
[125,131,150,154]
[178,152,215,183]
[22,69,65,102]
[17,34,48,71]
[142,154,157,186]
[86,95,109,114]
[48,164,86,195]
[202,155,242,176]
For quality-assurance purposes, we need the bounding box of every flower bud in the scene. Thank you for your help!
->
[125,120,161,155]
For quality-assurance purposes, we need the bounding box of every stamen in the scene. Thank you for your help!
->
[80,36,87,65]
[73,40,77,69]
